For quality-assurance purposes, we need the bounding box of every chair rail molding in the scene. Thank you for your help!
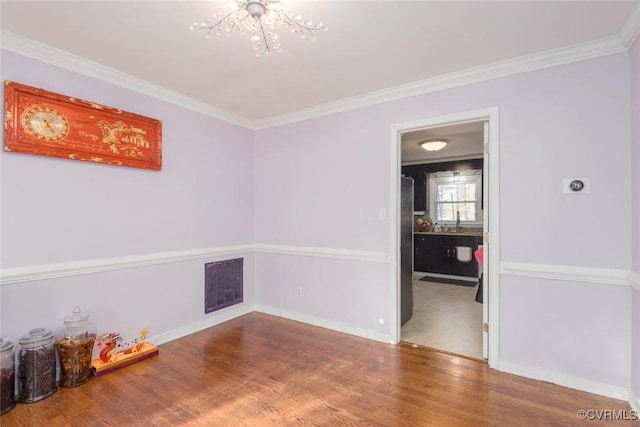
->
[631,271,640,291]
[1,244,389,286]
[0,245,253,286]
[501,261,632,287]
[253,244,388,263]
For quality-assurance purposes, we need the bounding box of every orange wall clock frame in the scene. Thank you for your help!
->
[4,81,162,171]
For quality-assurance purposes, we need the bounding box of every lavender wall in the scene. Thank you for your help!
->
[0,51,256,346]
[1,45,634,398]
[253,110,393,339]
[254,52,632,392]
[630,36,640,403]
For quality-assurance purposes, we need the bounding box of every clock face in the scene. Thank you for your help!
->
[23,106,69,141]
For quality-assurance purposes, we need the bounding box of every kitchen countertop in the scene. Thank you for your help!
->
[414,231,483,237]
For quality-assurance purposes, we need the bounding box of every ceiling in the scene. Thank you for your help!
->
[0,1,637,130]
[401,122,484,164]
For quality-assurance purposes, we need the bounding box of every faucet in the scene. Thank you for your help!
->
[456,211,461,232]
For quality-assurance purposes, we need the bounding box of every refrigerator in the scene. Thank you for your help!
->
[401,176,414,325]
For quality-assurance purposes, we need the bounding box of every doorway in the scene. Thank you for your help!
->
[389,108,500,366]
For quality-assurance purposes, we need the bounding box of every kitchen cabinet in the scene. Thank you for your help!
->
[414,234,433,272]
[414,234,480,277]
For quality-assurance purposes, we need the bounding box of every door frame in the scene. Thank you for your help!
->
[388,107,500,367]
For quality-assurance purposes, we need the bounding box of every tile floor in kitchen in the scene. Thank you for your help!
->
[401,276,484,360]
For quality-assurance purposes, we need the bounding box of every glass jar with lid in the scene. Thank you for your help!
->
[55,306,97,387]
[17,328,57,402]
[0,338,16,414]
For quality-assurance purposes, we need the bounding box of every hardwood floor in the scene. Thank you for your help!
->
[3,312,637,426]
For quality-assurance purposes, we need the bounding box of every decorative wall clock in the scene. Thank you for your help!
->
[4,81,162,171]
[23,106,70,141]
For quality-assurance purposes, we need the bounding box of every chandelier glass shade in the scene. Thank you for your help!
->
[420,140,448,152]
[191,0,327,57]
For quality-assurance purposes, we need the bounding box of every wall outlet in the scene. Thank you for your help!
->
[296,287,302,297]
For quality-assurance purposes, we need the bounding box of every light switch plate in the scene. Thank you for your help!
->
[562,178,590,194]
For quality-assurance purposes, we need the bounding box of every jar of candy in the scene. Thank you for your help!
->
[0,338,16,414]
[17,328,57,402]
[55,306,96,387]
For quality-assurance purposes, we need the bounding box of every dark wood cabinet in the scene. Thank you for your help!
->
[414,235,432,272]
[414,234,480,277]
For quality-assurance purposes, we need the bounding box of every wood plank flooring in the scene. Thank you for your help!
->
[3,312,637,426]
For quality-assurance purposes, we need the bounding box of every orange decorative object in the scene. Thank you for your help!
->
[100,343,118,363]
[92,330,158,377]
[3,81,162,170]
[92,342,159,377]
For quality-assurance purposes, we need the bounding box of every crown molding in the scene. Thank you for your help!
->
[619,2,640,48]
[0,30,253,129]
[0,29,629,131]
[254,36,626,129]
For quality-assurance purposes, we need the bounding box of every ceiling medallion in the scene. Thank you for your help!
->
[191,0,327,57]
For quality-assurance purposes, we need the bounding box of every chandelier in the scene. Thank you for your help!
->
[190,0,327,57]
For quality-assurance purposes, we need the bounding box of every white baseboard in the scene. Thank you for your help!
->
[150,303,254,346]
[148,305,638,407]
[499,360,628,401]
[630,389,640,413]
[254,304,393,344]
[150,302,393,348]
[149,303,392,351]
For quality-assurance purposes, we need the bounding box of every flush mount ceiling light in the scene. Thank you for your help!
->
[190,0,327,57]
[420,140,448,152]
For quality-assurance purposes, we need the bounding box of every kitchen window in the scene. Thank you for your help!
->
[429,170,482,224]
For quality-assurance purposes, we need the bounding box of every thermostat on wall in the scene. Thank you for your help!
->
[562,178,590,194]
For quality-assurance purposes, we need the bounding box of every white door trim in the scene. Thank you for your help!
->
[389,107,500,368]
[482,121,490,359]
